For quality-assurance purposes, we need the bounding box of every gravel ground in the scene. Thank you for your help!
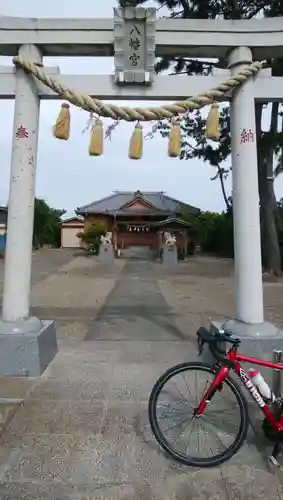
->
[30,256,126,309]
[158,256,283,338]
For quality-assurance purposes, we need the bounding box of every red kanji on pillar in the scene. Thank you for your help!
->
[247,129,254,143]
[16,125,28,139]
[240,128,254,144]
[240,129,248,144]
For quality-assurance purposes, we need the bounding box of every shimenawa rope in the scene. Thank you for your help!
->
[13,56,265,122]
[12,56,266,158]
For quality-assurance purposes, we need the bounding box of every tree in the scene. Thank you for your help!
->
[77,221,106,254]
[120,0,283,274]
[181,207,234,257]
[33,198,65,248]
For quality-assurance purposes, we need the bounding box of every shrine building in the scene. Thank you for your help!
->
[75,190,199,257]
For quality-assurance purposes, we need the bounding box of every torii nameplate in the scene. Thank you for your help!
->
[113,7,156,85]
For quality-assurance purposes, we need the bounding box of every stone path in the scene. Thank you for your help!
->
[85,261,186,341]
[0,258,283,498]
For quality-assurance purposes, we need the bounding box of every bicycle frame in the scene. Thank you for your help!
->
[196,348,283,433]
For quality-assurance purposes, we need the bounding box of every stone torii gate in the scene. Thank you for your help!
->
[0,9,283,375]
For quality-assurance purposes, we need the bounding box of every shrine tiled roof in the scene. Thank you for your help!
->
[76,191,199,216]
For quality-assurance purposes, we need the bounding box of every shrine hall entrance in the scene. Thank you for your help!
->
[120,245,153,260]
[117,222,156,260]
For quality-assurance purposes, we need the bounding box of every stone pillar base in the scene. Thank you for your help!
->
[162,245,178,266]
[99,244,114,264]
[0,318,58,377]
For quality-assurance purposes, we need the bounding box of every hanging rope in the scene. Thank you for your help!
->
[12,56,267,159]
[13,56,265,122]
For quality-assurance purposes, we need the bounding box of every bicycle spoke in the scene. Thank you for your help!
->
[181,416,198,449]
[171,412,201,448]
[159,415,188,426]
[157,406,187,418]
[194,369,198,407]
[171,381,193,409]
[157,400,187,411]
[200,411,239,436]
[197,420,215,458]
[196,420,200,454]
[149,363,246,466]
[181,372,195,402]
[159,413,190,430]
[199,416,228,453]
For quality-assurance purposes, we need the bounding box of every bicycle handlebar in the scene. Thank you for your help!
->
[197,326,240,363]
[209,339,229,363]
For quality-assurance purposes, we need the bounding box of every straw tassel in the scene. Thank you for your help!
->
[89,118,104,156]
[205,103,220,141]
[129,123,143,160]
[52,103,70,140]
[168,119,181,158]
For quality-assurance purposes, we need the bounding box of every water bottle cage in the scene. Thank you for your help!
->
[256,386,276,405]
[262,395,275,405]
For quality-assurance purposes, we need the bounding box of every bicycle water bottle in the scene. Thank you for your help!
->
[248,368,276,403]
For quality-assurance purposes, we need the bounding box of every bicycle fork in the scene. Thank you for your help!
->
[194,365,229,417]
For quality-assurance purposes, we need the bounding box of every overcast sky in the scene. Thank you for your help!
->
[0,0,282,216]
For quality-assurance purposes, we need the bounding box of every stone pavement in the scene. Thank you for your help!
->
[0,248,76,295]
[0,256,283,498]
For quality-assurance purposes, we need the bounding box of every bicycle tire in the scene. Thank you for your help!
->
[148,361,249,468]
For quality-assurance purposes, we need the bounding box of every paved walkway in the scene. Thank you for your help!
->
[0,259,282,498]
[86,261,186,341]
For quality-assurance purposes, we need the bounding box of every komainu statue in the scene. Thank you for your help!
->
[100,232,112,245]
[164,231,176,247]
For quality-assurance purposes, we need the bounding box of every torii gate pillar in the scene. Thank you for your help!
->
[0,44,58,376]
[211,46,283,364]
[229,46,263,324]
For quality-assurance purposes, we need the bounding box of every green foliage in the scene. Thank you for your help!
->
[181,208,234,257]
[183,199,283,263]
[198,210,234,257]
[33,198,65,248]
[186,240,196,255]
[77,222,106,254]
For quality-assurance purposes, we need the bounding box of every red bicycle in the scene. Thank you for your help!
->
[148,325,283,468]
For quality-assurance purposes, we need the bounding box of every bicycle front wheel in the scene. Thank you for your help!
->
[148,362,249,467]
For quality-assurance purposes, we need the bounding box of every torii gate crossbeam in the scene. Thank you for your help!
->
[0,67,282,102]
[0,16,283,59]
